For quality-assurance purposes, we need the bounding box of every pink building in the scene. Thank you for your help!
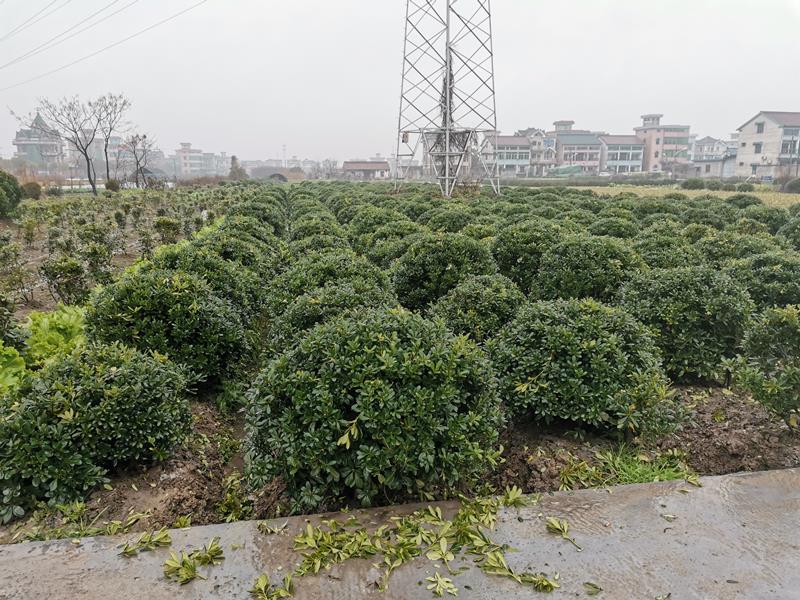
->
[634,114,692,174]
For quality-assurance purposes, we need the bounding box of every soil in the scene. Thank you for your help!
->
[2,385,798,544]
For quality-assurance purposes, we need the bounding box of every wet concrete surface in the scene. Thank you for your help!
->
[0,469,798,599]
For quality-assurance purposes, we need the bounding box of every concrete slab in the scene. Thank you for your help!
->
[1,469,798,599]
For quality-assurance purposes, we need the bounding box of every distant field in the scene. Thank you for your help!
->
[572,186,800,209]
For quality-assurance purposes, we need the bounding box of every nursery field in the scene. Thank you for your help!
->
[580,184,800,209]
[2,176,800,595]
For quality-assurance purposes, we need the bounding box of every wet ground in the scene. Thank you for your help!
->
[1,469,798,599]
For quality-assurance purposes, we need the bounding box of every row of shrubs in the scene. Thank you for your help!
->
[2,181,799,520]
[0,186,292,521]
[681,178,755,192]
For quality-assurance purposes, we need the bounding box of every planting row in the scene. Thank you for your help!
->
[2,182,799,522]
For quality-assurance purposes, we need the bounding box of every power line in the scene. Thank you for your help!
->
[3,0,77,42]
[0,0,63,42]
[0,0,210,92]
[0,0,139,71]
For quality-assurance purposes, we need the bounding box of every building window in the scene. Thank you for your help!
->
[705,164,711,173]
[654,151,659,158]
[751,165,758,175]
[741,142,746,147]
[784,128,800,137]
[754,142,763,154]
[739,162,744,167]
[756,122,765,134]
[656,138,661,145]
[782,141,798,154]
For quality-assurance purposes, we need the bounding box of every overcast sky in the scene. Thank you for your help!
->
[1,0,799,161]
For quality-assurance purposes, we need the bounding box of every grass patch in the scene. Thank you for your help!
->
[559,446,698,490]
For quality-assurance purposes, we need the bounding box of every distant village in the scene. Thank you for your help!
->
[5,110,800,187]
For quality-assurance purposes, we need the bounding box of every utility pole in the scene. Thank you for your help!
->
[394,0,500,198]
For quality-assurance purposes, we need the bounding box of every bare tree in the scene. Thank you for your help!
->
[14,96,102,195]
[123,133,154,188]
[96,93,131,184]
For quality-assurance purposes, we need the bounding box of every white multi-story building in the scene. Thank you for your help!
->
[735,111,800,181]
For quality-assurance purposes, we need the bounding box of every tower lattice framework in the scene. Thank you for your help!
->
[395,0,500,197]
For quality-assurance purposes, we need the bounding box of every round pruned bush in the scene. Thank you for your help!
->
[268,281,398,351]
[618,266,754,381]
[21,182,41,200]
[267,249,391,317]
[740,204,790,235]
[86,268,248,380]
[724,251,800,310]
[588,217,639,239]
[195,227,286,279]
[633,235,703,269]
[0,342,191,521]
[287,234,351,258]
[777,218,800,251]
[681,178,705,190]
[732,305,800,427]
[392,233,496,310]
[246,307,503,512]
[151,242,264,319]
[227,199,287,237]
[727,217,770,235]
[536,234,644,302]
[489,299,672,434]
[490,219,564,295]
[725,193,762,209]
[737,183,755,192]
[784,179,800,194]
[423,207,475,233]
[0,170,22,217]
[429,274,525,343]
[693,230,784,266]
[347,206,410,251]
[289,214,344,241]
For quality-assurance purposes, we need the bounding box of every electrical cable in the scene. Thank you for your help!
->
[0,0,210,92]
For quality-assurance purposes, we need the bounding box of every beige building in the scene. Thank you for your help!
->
[735,111,800,180]
[599,135,644,174]
[634,114,692,174]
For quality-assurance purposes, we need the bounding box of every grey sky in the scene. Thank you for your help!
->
[1,0,799,162]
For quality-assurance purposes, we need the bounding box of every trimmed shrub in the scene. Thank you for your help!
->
[268,249,391,317]
[785,178,800,194]
[489,299,671,433]
[429,274,525,343]
[0,343,191,521]
[694,231,783,265]
[287,234,351,257]
[348,206,409,250]
[741,205,789,234]
[681,178,705,190]
[40,255,89,305]
[727,217,770,235]
[0,170,22,217]
[268,281,397,351]
[633,235,703,269]
[725,193,762,209]
[588,217,639,239]
[490,219,564,295]
[733,305,800,427]
[105,179,121,193]
[737,183,755,192]
[151,242,264,319]
[246,307,502,512]
[618,266,754,380]
[290,216,345,242]
[424,207,475,233]
[195,227,286,279]
[724,251,800,309]
[86,268,248,380]
[0,292,23,349]
[21,182,41,200]
[536,234,644,302]
[392,233,496,310]
[228,199,287,236]
[680,208,725,229]
[777,218,800,250]
[153,217,181,244]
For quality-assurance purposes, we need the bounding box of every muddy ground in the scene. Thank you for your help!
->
[2,386,798,544]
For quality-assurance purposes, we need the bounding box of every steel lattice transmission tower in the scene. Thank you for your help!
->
[394,0,500,197]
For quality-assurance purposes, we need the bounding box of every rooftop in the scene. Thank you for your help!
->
[558,133,602,146]
[495,135,531,146]
[599,135,643,145]
[738,111,800,130]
